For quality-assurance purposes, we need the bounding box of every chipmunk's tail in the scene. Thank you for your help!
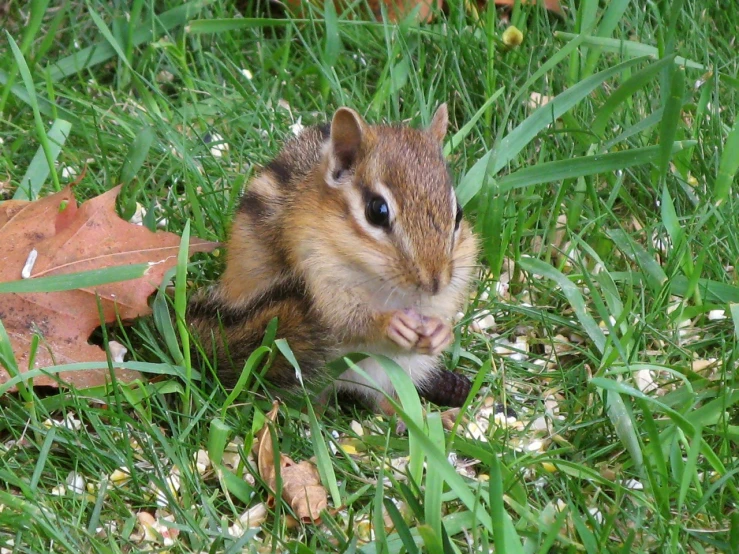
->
[419,369,472,408]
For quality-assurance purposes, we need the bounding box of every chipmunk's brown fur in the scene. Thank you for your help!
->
[188,105,478,411]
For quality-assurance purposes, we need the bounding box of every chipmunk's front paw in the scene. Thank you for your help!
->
[386,310,452,355]
[386,309,425,351]
[415,317,452,356]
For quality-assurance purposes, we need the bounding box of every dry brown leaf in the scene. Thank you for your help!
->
[284,0,561,23]
[493,0,562,15]
[281,460,328,522]
[284,0,441,22]
[440,407,464,431]
[0,185,217,389]
[254,400,328,524]
[256,401,281,494]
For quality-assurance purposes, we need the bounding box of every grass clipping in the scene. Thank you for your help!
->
[255,401,328,524]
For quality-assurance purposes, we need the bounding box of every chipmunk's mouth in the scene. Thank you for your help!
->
[365,284,443,314]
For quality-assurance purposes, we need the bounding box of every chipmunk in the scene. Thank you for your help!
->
[188,104,478,412]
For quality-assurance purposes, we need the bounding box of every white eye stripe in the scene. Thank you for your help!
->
[372,181,398,222]
[372,182,419,258]
[450,187,457,226]
[343,186,387,242]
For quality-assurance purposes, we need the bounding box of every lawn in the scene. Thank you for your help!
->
[1,0,739,552]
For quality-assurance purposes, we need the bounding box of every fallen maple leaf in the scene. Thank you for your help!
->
[0,185,217,389]
[283,0,562,22]
[283,0,441,22]
[255,401,328,524]
[493,0,563,16]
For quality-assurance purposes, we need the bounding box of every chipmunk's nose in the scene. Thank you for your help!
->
[430,276,440,295]
[420,271,448,296]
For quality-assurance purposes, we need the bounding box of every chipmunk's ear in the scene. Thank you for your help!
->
[327,107,365,186]
[427,103,448,144]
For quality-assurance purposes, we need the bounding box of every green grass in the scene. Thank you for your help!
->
[1,0,739,551]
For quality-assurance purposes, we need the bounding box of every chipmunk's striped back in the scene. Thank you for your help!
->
[218,124,330,306]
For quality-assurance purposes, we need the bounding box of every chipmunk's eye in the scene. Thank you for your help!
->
[366,195,390,228]
[454,202,463,230]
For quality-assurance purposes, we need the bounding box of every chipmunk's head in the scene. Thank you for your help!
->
[319,104,476,304]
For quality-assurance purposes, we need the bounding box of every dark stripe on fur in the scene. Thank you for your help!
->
[188,278,306,325]
[187,287,224,321]
[317,122,331,139]
[222,279,305,327]
[238,190,271,219]
[266,158,292,187]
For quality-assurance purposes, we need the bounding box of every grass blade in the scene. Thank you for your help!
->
[714,114,739,206]
[603,107,664,150]
[658,67,685,180]
[0,68,80,127]
[346,358,494,533]
[368,355,425,485]
[306,399,342,508]
[606,229,668,291]
[383,497,419,554]
[555,32,705,70]
[605,390,644,470]
[14,119,73,200]
[490,445,525,553]
[120,126,156,186]
[0,264,149,293]
[424,413,445,542]
[731,304,739,342]
[29,427,56,491]
[86,6,133,71]
[591,55,675,139]
[518,256,606,353]
[0,0,50,113]
[495,141,695,193]
[582,0,631,75]
[174,220,192,406]
[6,32,62,192]
[186,17,297,33]
[677,426,703,515]
[47,1,207,80]
[670,277,739,303]
[458,56,648,206]
[444,87,505,157]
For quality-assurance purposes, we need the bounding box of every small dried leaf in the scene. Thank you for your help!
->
[281,460,328,522]
[254,400,328,523]
[255,401,281,491]
[440,407,463,431]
